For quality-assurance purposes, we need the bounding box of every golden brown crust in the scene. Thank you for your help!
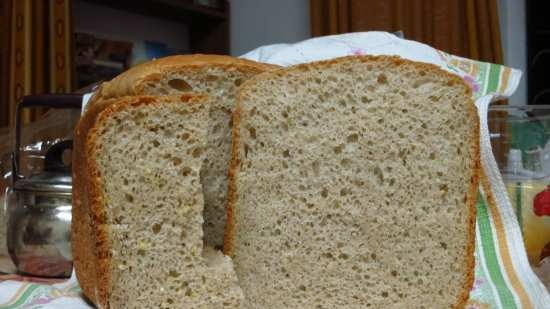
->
[454,97,480,309]
[88,54,279,106]
[237,55,470,95]
[225,54,480,307]
[223,103,242,256]
[72,97,122,307]
[73,94,207,308]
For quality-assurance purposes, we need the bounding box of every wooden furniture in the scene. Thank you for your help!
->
[80,0,230,54]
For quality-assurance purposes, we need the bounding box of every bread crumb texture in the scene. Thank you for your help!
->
[137,65,264,249]
[231,56,477,309]
[91,96,243,309]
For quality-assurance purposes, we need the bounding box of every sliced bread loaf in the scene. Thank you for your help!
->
[89,55,277,249]
[72,94,243,309]
[226,55,479,309]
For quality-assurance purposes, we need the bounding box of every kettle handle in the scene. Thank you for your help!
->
[12,95,83,186]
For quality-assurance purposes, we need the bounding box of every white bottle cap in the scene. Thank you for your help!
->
[507,149,523,174]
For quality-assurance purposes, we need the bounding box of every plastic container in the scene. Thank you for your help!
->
[489,105,550,288]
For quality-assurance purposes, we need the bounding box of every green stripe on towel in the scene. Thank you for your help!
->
[477,194,518,309]
[0,285,41,309]
[487,64,502,93]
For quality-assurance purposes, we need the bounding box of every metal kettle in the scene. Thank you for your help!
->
[6,95,81,278]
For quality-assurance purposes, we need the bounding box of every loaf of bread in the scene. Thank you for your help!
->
[88,55,277,249]
[72,94,243,308]
[226,55,479,309]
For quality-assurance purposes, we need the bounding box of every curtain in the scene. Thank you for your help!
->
[0,0,73,129]
[310,0,503,64]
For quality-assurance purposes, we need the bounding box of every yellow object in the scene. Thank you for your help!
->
[506,180,550,265]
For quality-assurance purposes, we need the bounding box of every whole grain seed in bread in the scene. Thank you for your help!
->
[226,55,479,309]
[88,55,278,249]
[72,95,243,309]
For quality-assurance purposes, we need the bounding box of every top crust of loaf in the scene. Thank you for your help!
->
[72,94,208,308]
[89,54,278,103]
[224,55,479,309]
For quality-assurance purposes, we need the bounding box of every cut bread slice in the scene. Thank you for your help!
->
[88,55,278,249]
[226,55,479,309]
[72,95,243,309]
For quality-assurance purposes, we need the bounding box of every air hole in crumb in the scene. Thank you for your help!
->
[381,292,389,298]
[168,79,192,91]
[440,242,448,249]
[125,194,134,203]
[338,99,346,107]
[340,188,348,196]
[361,96,371,104]
[339,253,349,260]
[172,157,182,166]
[248,127,257,139]
[205,75,218,82]
[312,161,320,177]
[321,188,328,198]
[283,150,290,157]
[152,140,160,147]
[334,145,343,154]
[234,78,243,86]
[152,223,162,234]
[377,74,388,84]
[181,167,192,177]
[373,166,384,184]
[341,158,351,167]
[192,148,202,158]
[429,95,440,102]
[347,133,359,143]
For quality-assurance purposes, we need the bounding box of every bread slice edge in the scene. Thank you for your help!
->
[73,94,208,308]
